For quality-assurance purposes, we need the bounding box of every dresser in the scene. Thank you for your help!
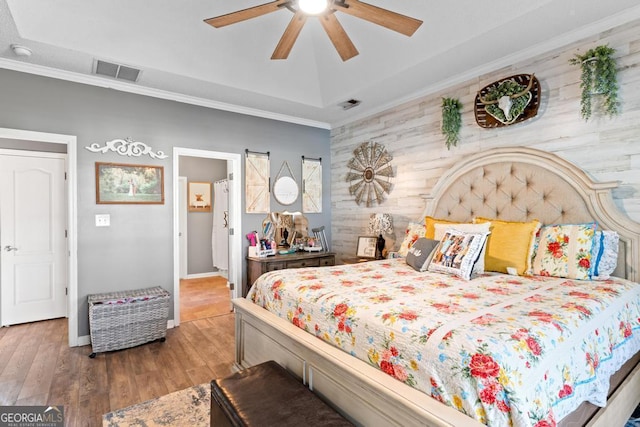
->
[245,251,335,296]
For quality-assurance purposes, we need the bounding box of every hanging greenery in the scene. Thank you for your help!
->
[569,45,619,121]
[441,97,462,150]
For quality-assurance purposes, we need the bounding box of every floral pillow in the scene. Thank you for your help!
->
[591,230,619,279]
[428,229,489,280]
[398,222,427,257]
[531,223,597,280]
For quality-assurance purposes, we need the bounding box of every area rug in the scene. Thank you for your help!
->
[103,383,209,427]
[103,383,639,427]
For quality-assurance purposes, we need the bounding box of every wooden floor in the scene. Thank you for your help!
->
[180,275,232,322]
[0,279,235,427]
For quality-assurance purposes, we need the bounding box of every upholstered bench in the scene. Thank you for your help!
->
[210,360,353,426]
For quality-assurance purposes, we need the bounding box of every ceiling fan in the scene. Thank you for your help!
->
[204,0,423,61]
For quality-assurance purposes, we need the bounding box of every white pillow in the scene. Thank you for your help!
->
[433,222,491,274]
[428,229,490,280]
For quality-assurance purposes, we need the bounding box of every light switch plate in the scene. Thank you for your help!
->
[95,214,110,227]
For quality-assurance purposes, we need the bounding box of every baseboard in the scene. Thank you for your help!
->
[78,335,91,347]
[185,271,223,279]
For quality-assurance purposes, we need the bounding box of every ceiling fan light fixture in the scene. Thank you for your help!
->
[298,0,328,15]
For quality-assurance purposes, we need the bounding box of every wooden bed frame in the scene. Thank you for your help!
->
[233,147,640,427]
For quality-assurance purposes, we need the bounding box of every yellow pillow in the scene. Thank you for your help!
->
[474,217,541,275]
[424,216,462,239]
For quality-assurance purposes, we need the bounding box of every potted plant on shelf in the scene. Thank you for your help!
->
[569,44,619,121]
[441,97,462,150]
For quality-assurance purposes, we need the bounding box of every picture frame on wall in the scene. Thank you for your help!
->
[356,236,378,259]
[188,181,212,212]
[95,162,164,204]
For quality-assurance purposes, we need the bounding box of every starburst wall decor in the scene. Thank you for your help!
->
[346,141,394,207]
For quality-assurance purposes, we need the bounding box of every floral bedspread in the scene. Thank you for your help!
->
[247,258,640,427]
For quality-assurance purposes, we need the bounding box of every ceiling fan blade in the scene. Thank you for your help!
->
[204,0,289,28]
[318,13,358,61]
[333,0,422,36]
[272,11,307,60]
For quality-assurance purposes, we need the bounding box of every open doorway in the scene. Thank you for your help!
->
[178,155,229,322]
[172,147,241,328]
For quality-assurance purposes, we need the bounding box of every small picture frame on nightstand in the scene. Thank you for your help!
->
[356,236,377,259]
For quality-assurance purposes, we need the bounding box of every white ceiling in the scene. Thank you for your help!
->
[2,0,640,129]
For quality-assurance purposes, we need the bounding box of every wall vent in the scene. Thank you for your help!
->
[338,99,361,110]
[93,59,141,83]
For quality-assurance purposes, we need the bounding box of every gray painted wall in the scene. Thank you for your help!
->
[179,156,227,275]
[0,68,331,337]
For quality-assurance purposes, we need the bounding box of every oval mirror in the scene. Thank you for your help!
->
[273,176,299,205]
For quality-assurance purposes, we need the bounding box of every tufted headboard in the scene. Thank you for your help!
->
[422,147,640,281]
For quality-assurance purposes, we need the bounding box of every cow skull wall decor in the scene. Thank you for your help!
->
[474,74,540,128]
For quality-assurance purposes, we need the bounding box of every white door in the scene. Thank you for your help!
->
[0,152,67,326]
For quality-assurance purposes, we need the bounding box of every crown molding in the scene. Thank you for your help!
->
[0,58,331,130]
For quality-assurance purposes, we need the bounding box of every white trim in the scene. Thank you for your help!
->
[77,335,90,347]
[0,58,331,131]
[173,147,242,327]
[185,272,223,279]
[0,127,78,347]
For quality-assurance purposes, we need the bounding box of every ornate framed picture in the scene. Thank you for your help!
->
[356,236,377,259]
[95,162,164,204]
[188,181,212,212]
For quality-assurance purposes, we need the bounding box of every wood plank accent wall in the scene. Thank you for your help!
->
[330,19,640,261]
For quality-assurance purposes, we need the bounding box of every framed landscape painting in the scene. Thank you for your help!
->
[95,162,164,204]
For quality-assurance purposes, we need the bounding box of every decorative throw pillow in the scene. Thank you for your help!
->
[591,230,619,279]
[424,216,461,239]
[474,217,541,275]
[428,229,489,280]
[398,222,427,257]
[406,238,440,272]
[531,223,597,280]
[433,222,491,274]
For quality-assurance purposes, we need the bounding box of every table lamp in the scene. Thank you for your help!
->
[368,213,393,259]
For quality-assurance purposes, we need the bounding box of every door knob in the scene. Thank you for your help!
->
[4,246,17,252]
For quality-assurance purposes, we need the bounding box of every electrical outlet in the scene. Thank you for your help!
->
[95,214,110,227]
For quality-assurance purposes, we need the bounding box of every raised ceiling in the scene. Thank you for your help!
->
[1,0,640,129]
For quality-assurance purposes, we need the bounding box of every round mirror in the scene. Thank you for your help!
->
[273,176,299,205]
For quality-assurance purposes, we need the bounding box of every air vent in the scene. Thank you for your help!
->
[94,59,141,83]
[338,99,361,110]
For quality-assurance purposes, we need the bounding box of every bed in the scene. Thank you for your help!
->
[233,147,640,427]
